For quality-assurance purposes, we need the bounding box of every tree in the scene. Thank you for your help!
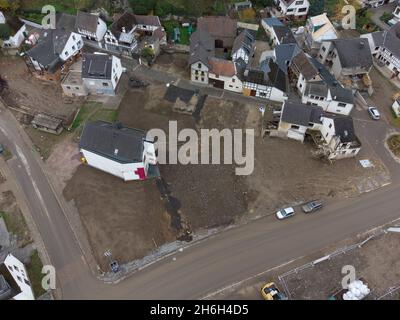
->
[0,0,20,12]
[141,47,155,65]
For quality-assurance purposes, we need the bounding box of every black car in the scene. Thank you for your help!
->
[302,200,323,213]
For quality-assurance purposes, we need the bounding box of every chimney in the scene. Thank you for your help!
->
[122,26,126,33]
[359,41,365,49]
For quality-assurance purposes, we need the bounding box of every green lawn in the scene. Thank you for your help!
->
[70,102,118,132]
[162,20,194,45]
[26,250,46,298]
[0,210,32,247]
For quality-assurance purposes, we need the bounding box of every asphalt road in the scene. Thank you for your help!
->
[1,104,400,300]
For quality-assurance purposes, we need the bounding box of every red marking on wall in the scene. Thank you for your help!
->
[134,167,146,180]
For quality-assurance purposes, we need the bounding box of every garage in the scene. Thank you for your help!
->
[210,78,224,89]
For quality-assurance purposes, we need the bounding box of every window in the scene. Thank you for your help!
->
[66,86,71,89]
[232,78,235,83]
[195,76,199,80]
[298,7,307,12]
[102,82,109,87]
[14,265,19,271]
[72,45,76,50]
[72,35,76,41]
[75,87,79,90]
[17,276,22,282]
[201,77,204,82]
[198,63,202,69]
[65,51,69,56]
[326,132,329,137]
[291,125,300,129]
[338,103,346,107]
[195,70,199,75]
[329,123,332,129]
[201,71,205,76]
[351,149,357,154]
[295,0,304,4]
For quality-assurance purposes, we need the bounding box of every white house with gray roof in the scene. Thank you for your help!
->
[75,11,107,43]
[189,28,215,84]
[81,53,123,96]
[278,101,361,159]
[79,121,157,181]
[362,23,400,79]
[317,38,373,81]
[231,29,255,65]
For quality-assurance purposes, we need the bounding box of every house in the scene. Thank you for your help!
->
[269,25,297,47]
[261,17,284,40]
[208,58,243,93]
[278,101,324,142]
[389,5,400,26]
[278,101,361,159]
[318,115,361,160]
[233,1,253,11]
[288,51,322,95]
[0,254,35,300]
[104,11,139,56]
[362,23,400,79]
[0,12,27,50]
[231,29,255,65]
[79,121,157,181]
[197,16,238,49]
[61,69,88,97]
[360,0,395,8]
[302,81,355,115]
[134,14,164,40]
[273,0,310,20]
[272,43,301,74]
[241,59,288,102]
[25,29,83,82]
[189,28,215,84]
[317,38,373,81]
[75,11,107,43]
[81,53,123,96]
[305,13,338,51]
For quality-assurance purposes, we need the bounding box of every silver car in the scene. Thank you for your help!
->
[302,200,323,213]
[368,107,380,120]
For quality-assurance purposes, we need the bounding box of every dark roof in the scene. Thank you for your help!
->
[281,102,324,126]
[292,51,319,80]
[304,82,329,97]
[262,17,284,27]
[134,14,161,27]
[232,29,255,56]
[0,275,12,300]
[79,121,147,164]
[329,85,354,104]
[75,11,99,33]
[274,43,301,74]
[272,25,297,45]
[243,59,287,92]
[330,38,373,69]
[82,53,112,80]
[370,24,400,57]
[331,116,357,143]
[266,59,287,92]
[197,16,237,40]
[164,85,196,104]
[189,29,215,66]
[56,13,76,32]
[109,11,137,40]
[26,29,71,73]
[310,58,336,86]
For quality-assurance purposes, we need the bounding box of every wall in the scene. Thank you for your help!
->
[59,32,83,61]
[191,62,209,84]
[81,149,146,181]
[96,18,108,42]
[4,254,34,300]
[111,56,123,90]
[209,73,243,93]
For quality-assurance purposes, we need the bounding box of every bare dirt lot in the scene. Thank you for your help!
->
[60,82,391,269]
[0,56,81,119]
[281,231,400,300]
[152,52,190,80]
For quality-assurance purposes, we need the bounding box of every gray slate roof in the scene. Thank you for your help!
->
[274,43,301,74]
[75,11,99,33]
[232,29,255,56]
[189,29,215,66]
[325,115,357,143]
[82,53,112,80]
[281,102,324,126]
[330,38,373,69]
[56,13,76,32]
[79,121,147,164]
[26,29,71,73]
[262,17,284,28]
[272,25,297,45]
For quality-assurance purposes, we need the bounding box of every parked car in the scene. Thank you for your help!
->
[261,282,287,300]
[276,207,295,220]
[302,200,323,213]
[368,106,380,120]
